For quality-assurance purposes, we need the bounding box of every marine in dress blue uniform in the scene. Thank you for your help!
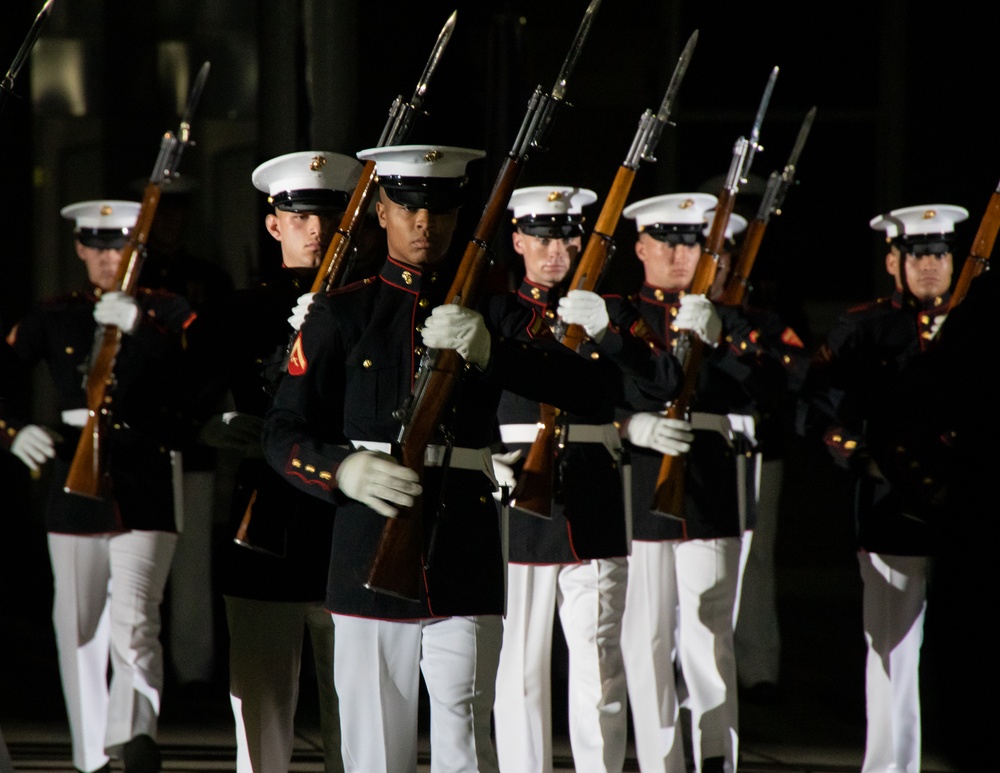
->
[492,186,680,773]
[1,201,195,773]
[607,193,790,773]
[187,151,363,773]
[261,146,619,773]
[797,204,967,773]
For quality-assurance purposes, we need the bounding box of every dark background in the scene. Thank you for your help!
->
[1,0,995,761]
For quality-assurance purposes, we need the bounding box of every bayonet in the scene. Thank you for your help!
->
[742,65,779,183]
[769,104,815,217]
[551,0,601,101]
[412,9,456,105]
[1,0,56,114]
[656,29,698,126]
[631,29,698,167]
[378,10,457,147]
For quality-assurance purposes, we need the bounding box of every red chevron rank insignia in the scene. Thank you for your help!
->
[288,332,308,375]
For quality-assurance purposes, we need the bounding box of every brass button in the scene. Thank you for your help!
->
[590,352,600,359]
[362,359,373,368]
[419,298,430,308]
[415,346,425,356]
[292,458,302,468]
[545,310,554,318]
[305,464,316,473]
[65,346,74,355]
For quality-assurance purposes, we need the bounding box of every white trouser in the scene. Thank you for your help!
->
[858,551,929,773]
[333,614,501,773]
[168,462,216,684]
[621,538,741,773]
[48,530,177,772]
[494,559,629,773]
[733,457,782,686]
[226,597,342,773]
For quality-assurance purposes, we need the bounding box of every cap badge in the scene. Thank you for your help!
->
[309,155,327,172]
[100,205,113,216]
[547,190,567,202]
[423,150,443,163]
[923,209,937,220]
[679,199,694,210]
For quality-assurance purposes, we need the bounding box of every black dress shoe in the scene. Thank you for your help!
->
[123,734,161,773]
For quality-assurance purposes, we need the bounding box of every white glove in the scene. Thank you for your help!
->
[335,450,422,518]
[421,304,491,369]
[10,424,57,472]
[674,294,722,346]
[625,413,694,456]
[491,449,521,501]
[557,289,610,343]
[288,292,319,332]
[93,291,140,333]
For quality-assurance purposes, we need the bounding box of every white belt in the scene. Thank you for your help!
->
[499,422,622,458]
[350,440,498,488]
[689,412,757,448]
[61,408,90,428]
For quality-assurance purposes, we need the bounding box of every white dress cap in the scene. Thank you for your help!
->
[623,193,719,231]
[252,151,363,209]
[60,200,141,231]
[886,204,970,237]
[869,213,900,241]
[356,144,486,179]
[508,185,598,220]
[704,210,748,241]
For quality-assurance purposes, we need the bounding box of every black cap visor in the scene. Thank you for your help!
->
[515,215,584,239]
[641,223,704,246]
[271,189,350,213]
[379,175,465,213]
[76,228,130,250]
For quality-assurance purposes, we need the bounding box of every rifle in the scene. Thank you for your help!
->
[236,12,457,553]
[719,105,815,306]
[0,0,55,115]
[650,65,778,519]
[64,61,210,499]
[948,173,1000,309]
[512,29,698,519]
[364,0,602,600]
[310,10,456,295]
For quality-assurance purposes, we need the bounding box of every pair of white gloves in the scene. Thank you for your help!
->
[10,292,142,473]
[486,413,694,503]
[555,289,723,347]
[289,293,492,369]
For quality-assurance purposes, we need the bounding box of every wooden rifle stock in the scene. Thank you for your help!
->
[512,165,637,518]
[718,217,765,306]
[509,24,700,516]
[950,178,1000,309]
[651,188,734,517]
[364,0,602,598]
[365,184,513,599]
[64,61,209,500]
[64,186,162,499]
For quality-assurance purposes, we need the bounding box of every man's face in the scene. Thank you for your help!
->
[76,241,123,291]
[375,191,459,268]
[885,246,954,301]
[512,231,580,288]
[265,209,337,269]
[635,233,702,291]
